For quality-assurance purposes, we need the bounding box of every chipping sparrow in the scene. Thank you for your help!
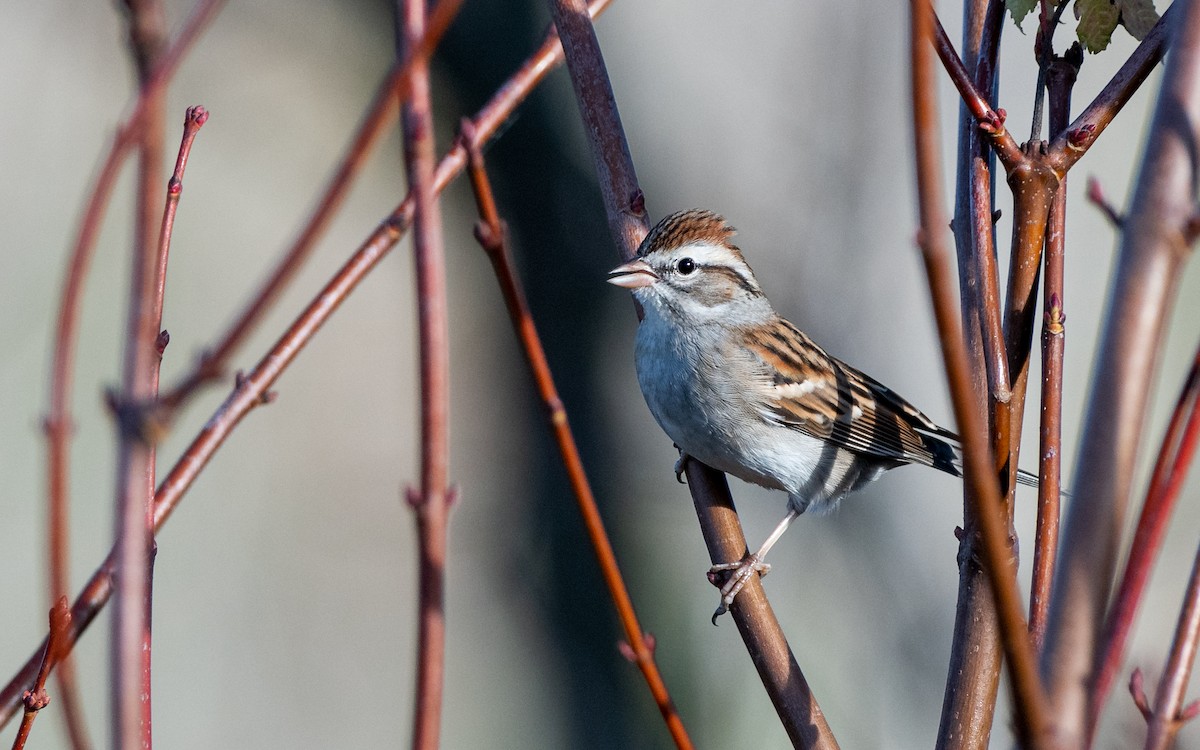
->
[609,209,1034,619]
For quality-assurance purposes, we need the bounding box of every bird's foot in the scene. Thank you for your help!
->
[673,449,691,484]
[707,555,770,624]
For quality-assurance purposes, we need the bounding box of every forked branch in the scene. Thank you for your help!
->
[911,1,1049,746]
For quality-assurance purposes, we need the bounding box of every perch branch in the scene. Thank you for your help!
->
[547,0,839,745]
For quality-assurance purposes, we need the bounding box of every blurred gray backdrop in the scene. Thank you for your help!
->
[2,1,1198,747]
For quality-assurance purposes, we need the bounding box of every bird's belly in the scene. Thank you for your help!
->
[635,340,827,495]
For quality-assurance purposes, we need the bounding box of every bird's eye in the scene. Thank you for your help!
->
[676,258,696,275]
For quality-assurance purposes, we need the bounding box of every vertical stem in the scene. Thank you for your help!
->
[1031,46,1080,650]
[396,1,451,749]
[158,0,465,410]
[913,1,1049,747]
[1001,161,1058,499]
[113,1,167,747]
[1090,342,1200,740]
[938,2,1008,747]
[547,0,838,744]
[1143,543,1200,750]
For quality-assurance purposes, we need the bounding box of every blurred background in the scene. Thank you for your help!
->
[2,1,1198,747]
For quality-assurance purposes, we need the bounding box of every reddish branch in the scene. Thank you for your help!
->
[1046,10,1172,175]
[158,0,465,410]
[1040,4,1200,745]
[460,124,693,749]
[42,3,222,747]
[1089,342,1200,740]
[1138,544,1200,749]
[547,0,838,745]
[3,0,613,731]
[395,0,452,748]
[1030,43,1080,651]
[911,1,1049,747]
[111,1,170,745]
[938,2,1011,746]
[927,5,1180,743]
[930,10,1023,169]
[9,600,70,750]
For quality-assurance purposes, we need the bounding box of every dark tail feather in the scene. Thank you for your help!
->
[929,437,962,478]
[1016,468,1040,488]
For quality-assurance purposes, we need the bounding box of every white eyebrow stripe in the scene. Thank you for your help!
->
[671,241,735,265]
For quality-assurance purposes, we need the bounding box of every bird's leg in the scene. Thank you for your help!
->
[708,508,800,623]
[673,447,691,484]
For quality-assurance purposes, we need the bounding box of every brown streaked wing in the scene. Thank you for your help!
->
[746,319,949,468]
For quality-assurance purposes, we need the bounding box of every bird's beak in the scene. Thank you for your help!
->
[607,258,658,289]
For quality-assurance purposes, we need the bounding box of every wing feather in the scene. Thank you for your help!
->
[743,318,959,474]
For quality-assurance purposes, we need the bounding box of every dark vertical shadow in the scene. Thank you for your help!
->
[430,2,648,746]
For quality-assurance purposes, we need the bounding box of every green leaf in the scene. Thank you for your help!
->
[1119,0,1160,39]
[1075,0,1159,52]
[1008,0,1039,30]
[1075,0,1121,52]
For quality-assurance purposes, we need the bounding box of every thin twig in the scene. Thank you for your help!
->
[547,0,839,745]
[911,1,1049,747]
[1143,542,1200,749]
[1087,177,1125,229]
[1041,4,1200,744]
[1030,43,1079,653]
[158,0,466,410]
[929,6,1025,170]
[395,0,452,747]
[1089,341,1200,741]
[112,1,170,745]
[2,0,615,729]
[938,1,1011,743]
[997,166,1057,510]
[1029,0,1072,141]
[460,124,693,749]
[1046,8,1172,175]
[42,5,223,747]
[9,600,70,750]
